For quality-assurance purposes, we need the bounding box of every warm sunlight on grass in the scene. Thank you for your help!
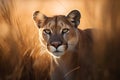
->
[15,0,96,29]
[0,0,120,80]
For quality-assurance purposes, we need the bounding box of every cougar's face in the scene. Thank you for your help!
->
[33,10,81,57]
[41,16,77,57]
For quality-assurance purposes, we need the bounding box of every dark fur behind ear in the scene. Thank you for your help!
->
[67,10,81,28]
[33,11,47,28]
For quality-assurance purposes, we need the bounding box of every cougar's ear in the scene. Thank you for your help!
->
[67,10,81,28]
[33,11,47,28]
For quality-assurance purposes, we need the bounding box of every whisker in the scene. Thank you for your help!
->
[64,66,80,78]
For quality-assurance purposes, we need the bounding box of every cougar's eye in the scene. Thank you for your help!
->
[43,29,51,34]
[62,28,69,34]
[71,20,75,23]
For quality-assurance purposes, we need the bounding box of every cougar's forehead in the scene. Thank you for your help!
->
[43,16,72,31]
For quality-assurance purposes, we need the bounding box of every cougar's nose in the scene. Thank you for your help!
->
[51,41,62,48]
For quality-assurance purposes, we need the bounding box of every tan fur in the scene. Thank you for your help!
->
[1,0,120,80]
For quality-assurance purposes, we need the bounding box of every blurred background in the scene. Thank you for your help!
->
[0,0,120,80]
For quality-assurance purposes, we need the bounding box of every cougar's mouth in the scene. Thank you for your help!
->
[52,51,64,57]
[47,45,67,57]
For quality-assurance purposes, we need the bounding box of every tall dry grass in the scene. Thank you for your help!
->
[92,0,120,80]
[0,0,120,80]
[0,0,51,80]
